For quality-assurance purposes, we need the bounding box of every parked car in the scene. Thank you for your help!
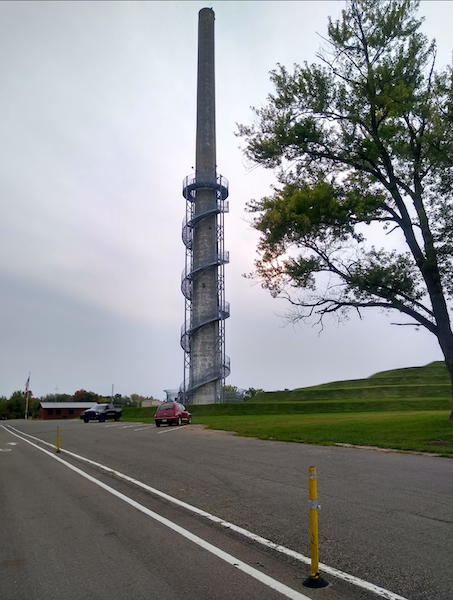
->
[80,403,122,423]
[154,402,191,427]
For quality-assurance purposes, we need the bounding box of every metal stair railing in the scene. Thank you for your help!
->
[179,354,231,399]
[180,174,230,403]
[180,302,230,352]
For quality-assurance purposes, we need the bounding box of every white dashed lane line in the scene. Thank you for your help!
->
[157,426,189,434]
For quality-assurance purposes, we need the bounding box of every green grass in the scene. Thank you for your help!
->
[250,361,452,402]
[368,361,450,381]
[122,362,453,455]
[247,386,452,402]
[124,398,450,419]
[186,398,451,415]
[194,411,453,455]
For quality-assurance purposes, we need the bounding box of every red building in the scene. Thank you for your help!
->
[38,402,97,420]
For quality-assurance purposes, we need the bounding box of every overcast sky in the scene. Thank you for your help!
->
[1,1,452,400]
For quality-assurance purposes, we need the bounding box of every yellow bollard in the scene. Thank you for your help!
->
[303,466,328,588]
[56,426,61,453]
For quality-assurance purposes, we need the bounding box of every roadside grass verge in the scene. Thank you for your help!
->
[122,405,453,455]
[123,398,450,420]
[121,362,453,455]
[193,411,453,455]
[186,398,450,415]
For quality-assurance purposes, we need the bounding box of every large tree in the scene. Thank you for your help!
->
[72,389,99,403]
[237,0,453,419]
[0,391,29,419]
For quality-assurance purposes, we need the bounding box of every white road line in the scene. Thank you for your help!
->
[2,424,409,600]
[134,426,155,431]
[2,425,312,600]
[157,426,187,434]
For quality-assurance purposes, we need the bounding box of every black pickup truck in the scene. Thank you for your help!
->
[81,403,122,423]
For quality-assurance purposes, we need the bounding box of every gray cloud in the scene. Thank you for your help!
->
[0,1,449,399]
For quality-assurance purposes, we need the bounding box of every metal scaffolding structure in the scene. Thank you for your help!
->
[180,174,230,404]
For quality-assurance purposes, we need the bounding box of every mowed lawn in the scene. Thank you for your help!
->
[123,362,453,455]
[194,410,453,455]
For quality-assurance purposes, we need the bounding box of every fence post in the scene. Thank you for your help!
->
[303,466,328,588]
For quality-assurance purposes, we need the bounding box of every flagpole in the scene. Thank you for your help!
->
[24,372,31,419]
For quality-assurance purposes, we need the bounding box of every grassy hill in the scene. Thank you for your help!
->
[248,361,451,403]
[125,361,452,419]
[122,362,453,454]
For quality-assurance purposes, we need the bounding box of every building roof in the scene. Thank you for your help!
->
[141,400,163,407]
[39,402,98,409]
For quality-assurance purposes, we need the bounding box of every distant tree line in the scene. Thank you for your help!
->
[0,391,35,420]
[223,385,265,403]
[0,389,158,419]
[0,386,266,419]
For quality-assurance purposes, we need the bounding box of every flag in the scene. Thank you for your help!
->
[25,374,30,393]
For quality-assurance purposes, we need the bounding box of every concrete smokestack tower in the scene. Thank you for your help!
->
[180,8,230,404]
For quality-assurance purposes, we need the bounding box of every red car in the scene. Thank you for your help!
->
[154,402,192,427]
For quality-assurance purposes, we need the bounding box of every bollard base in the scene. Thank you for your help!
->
[303,575,329,589]
[56,449,60,453]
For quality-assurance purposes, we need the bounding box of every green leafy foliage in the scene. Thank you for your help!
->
[0,390,37,419]
[41,393,72,402]
[223,385,245,402]
[71,389,100,403]
[244,387,265,399]
[238,1,453,418]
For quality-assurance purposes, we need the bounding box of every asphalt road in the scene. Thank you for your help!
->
[1,419,452,600]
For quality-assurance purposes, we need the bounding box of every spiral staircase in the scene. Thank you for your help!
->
[179,174,230,403]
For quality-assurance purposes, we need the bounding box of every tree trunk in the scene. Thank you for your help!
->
[446,357,453,423]
[436,334,453,422]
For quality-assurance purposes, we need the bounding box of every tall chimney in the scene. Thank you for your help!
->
[180,8,230,404]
